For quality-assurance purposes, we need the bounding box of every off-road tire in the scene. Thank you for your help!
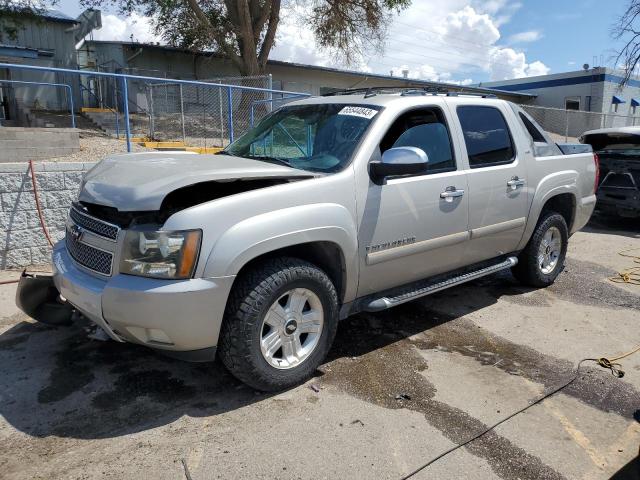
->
[512,211,568,288]
[218,257,339,391]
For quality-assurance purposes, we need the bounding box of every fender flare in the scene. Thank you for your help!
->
[517,170,578,250]
[203,203,359,299]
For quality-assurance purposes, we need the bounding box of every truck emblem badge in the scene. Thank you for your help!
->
[366,236,416,253]
[70,224,84,242]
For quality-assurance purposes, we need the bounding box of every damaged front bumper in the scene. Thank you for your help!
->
[16,241,235,362]
[15,271,74,326]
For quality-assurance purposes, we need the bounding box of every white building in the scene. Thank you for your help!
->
[480,67,640,116]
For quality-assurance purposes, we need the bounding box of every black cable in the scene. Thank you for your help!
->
[398,358,597,480]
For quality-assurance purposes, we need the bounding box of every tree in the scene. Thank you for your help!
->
[0,1,51,42]
[613,0,640,85]
[82,0,411,76]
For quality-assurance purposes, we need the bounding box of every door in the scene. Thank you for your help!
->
[453,104,529,264]
[357,106,470,296]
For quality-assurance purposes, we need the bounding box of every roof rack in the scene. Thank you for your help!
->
[322,86,499,99]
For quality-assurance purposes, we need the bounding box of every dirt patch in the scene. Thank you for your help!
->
[92,370,197,410]
[413,316,640,419]
[0,333,29,350]
[324,314,565,480]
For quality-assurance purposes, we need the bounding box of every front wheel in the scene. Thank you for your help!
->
[512,212,568,287]
[218,258,338,391]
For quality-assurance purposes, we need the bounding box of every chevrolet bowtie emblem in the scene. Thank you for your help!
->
[70,224,84,242]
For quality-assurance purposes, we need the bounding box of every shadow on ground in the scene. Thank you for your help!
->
[1,251,638,443]
[584,212,640,239]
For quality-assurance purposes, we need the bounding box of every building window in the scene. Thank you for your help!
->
[565,98,580,111]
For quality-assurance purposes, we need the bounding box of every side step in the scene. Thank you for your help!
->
[364,256,518,312]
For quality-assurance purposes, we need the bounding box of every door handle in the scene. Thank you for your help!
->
[507,177,526,190]
[440,187,465,200]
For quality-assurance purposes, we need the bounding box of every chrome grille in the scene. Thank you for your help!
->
[70,206,119,240]
[65,232,113,276]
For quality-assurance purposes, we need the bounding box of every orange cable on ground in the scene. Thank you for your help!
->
[609,247,640,286]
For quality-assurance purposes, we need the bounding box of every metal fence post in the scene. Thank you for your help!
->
[65,84,76,128]
[268,73,273,112]
[227,86,234,143]
[179,84,186,144]
[121,76,132,152]
[218,82,224,147]
[113,83,120,139]
[149,87,155,139]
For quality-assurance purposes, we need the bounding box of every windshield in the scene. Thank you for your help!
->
[223,103,381,172]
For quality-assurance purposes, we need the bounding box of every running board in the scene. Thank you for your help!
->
[363,256,518,312]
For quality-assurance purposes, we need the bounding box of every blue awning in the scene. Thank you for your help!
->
[632,98,640,107]
[612,95,626,104]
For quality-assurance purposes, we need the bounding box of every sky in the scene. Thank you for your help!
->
[57,0,629,84]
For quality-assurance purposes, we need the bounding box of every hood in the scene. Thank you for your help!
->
[79,152,315,211]
[580,127,640,152]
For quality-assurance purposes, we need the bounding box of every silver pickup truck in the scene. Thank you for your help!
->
[17,90,598,391]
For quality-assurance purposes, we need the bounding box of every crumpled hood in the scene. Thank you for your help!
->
[79,152,314,211]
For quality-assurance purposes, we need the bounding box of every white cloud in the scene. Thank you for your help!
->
[383,4,549,83]
[88,2,549,84]
[474,0,523,26]
[269,4,371,73]
[488,49,549,80]
[508,30,542,43]
[92,13,161,44]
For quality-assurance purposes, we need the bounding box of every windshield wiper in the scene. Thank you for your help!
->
[240,154,293,167]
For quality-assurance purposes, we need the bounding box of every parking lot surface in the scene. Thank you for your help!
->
[1,216,639,480]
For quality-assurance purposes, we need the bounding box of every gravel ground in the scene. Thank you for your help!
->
[0,214,639,480]
[47,130,147,163]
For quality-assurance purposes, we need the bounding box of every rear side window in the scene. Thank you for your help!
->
[457,106,515,168]
[519,112,546,143]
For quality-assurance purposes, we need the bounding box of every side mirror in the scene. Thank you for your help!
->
[369,146,429,184]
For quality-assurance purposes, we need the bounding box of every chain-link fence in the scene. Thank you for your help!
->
[520,104,640,142]
[146,74,277,147]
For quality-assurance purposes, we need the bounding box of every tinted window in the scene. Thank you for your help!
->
[381,108,455,173]
[457,106,515,168]
[519,112,546,142]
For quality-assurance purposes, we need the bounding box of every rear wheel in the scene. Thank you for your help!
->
[512,212,568,287]
[218,257,338,391]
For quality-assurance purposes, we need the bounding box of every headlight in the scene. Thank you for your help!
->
[120,229,202,279]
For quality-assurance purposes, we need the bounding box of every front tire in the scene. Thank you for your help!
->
[218,257,338,391]
[512,212,568,287]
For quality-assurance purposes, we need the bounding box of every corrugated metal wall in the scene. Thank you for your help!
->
[0,17,79,111]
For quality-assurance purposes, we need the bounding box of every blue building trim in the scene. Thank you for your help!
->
[0,46,39,59]
[487,73,640,91]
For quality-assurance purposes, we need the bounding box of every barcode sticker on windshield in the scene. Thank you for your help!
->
[338,106,378,119]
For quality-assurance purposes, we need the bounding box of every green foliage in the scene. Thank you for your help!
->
[0,1,54,42]
[81,0,411,74]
